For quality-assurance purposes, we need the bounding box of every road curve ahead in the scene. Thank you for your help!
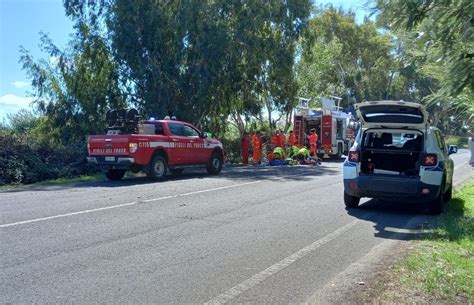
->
[1,150,472,303]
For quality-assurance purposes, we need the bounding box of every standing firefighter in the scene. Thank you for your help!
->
[308,128,318,159]
[252,131,263,165]
[287,130,296,146]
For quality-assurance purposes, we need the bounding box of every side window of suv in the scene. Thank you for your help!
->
[168,123,185,136]
[183,125,200,137]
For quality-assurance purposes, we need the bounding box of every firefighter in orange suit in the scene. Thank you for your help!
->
[308,128,318,160]
[287,130,296,146]
[271,131,277,149]
[277,130,285,148]
[252,131,262,165]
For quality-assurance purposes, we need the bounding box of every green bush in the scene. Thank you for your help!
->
[445,136,469,148]
[220,136,242,164]
[0,131,97,185]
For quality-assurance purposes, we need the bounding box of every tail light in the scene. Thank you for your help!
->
[348,151,359,162]
[422,154,437,166]
[87,143,91,154]
[129,143,138,153]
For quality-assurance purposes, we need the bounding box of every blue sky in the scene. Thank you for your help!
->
[0,0,371,121]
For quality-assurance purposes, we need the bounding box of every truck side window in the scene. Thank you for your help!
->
[155,124,164,135]
[168,123,185,136]
[183,125,200,137]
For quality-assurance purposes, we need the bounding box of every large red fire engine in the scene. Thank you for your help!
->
[293,97,357,158]
[87,109,224,181]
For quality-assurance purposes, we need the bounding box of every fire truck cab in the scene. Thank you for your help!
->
[293,97,357,158]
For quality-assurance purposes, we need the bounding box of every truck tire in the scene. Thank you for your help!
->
[207,152,223,175]
[344,192,360,208]
[105,169,125,181]
[148,155,167,181]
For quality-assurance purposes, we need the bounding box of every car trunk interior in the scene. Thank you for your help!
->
[361,130,423,176]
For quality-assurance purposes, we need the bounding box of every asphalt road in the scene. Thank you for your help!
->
[1,150,472,304]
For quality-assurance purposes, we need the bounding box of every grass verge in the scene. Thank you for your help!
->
[0,174,103,192]
[381,179,474,303]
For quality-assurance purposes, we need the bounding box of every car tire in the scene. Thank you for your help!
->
[105,169,125,181]
[443,185,452,202]
[207,152,223,175]
[148,155,167,181]
[430,191,444,215]
[430,177,446,215]
[170,168,184,176]
[344,192,360,208]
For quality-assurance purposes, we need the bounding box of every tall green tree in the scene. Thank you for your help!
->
[20,22,125,145]
[297,7,395,108]
[64,0,311,134]
[375,0,474,96]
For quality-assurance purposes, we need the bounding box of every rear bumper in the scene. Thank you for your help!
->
[87,156,135,170]
[344,175,442,202]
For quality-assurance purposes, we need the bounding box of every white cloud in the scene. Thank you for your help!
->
[11,81,29,89]
[0,94,34,121]
[0,94,33,108]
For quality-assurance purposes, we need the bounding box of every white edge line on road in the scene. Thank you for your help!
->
[203,212,376,305]
[0,180,263,228]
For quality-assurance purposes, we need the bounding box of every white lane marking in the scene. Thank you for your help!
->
[0,181,263,228]
[142,180,263,202]
[204,212,376,305]
[0,201,138,228]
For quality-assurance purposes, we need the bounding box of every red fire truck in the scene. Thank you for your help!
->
[293,98,357,158]
[87,109,224,181]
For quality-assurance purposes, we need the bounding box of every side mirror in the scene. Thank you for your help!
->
[448,145,458,155]
[201,132,211,138]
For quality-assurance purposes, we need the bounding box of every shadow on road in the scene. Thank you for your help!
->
[345,198,445,241]
[1,163,342,194]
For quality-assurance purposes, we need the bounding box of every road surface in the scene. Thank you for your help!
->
[1,150,472,303]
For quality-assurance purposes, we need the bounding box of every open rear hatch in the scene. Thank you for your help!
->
[355,101,428,129]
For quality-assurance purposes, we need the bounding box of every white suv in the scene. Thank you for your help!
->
[343,101,457,214]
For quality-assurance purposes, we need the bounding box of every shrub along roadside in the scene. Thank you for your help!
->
[0,130,98,185]
[382,179,474,302]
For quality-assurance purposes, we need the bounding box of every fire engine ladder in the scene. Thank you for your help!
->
[294,118,302,145]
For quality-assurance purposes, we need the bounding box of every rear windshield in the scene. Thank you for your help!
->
[361,105,424,124]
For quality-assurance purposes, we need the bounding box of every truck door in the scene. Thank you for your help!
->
[167,123,189,164]
[182,124,208,163]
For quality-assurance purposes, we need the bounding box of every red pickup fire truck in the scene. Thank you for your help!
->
[87,109,224,181]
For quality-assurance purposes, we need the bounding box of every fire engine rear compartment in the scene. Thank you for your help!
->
[360,129,424,176]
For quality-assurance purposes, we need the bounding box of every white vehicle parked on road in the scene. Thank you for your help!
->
[343,100,457,214]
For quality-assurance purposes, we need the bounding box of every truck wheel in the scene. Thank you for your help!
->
[105,169,125,181]
[207,152,223,175]
[344,192,360,208]
[170,168,184,176]
[148,155,167,181]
